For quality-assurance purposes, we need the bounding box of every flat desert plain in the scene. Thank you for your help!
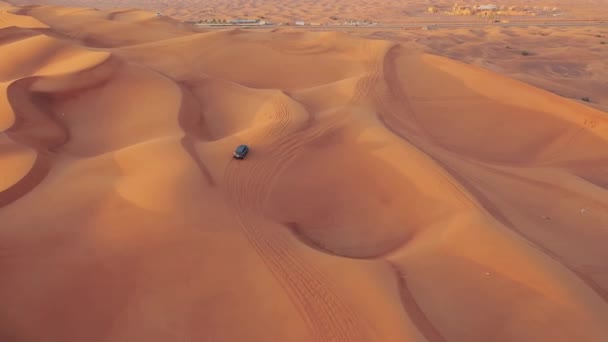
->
[8,0,608,22]
[1,1,608,342]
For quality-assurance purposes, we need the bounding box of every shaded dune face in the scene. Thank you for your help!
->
[1,4,608,342]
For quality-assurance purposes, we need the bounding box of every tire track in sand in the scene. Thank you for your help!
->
[256,39,390,201]
[259,42,404,256]
[222,93,371,341]
[220,39,397,341]
[237,43,450,342]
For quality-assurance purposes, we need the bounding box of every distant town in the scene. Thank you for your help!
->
[430,3,563,18]
[182,17,380,27]
[165,3,569,28]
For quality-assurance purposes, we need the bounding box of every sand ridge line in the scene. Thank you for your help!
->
[502,216,608,305]
[0,31,117,206]
[5,76,70,149]
[387,261,447,342]
[177,82,215,185]
[442,158,608,304]
[463,158,608,212]
[378,45,434,142]
[0,76,69,206]
[373,45,482,211]
[0,151,50,208]
[106,8,138,21]
[0,48,119,206]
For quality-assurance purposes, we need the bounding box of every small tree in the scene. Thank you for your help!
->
[581,97,591,102]
[521,50,530,56]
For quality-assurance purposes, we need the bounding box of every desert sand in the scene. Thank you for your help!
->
[378,25,608,113]
[8,0,608,22]
[1,2,608,342]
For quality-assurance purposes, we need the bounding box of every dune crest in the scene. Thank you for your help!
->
[0,8,49,28]
[1,3,608,342]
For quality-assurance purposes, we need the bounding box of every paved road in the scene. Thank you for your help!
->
[193,20,608,31]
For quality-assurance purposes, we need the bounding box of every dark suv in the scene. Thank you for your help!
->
[233,144,249,159]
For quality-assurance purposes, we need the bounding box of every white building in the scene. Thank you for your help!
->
[295,20,305,26]
[476,4,498,11]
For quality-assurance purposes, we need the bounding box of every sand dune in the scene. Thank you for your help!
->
[1,2,608,342]
[390,25,608,113]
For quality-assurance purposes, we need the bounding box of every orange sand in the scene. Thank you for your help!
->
[8,0,608,22]
[379,25,608,112]
[1,2,608,342]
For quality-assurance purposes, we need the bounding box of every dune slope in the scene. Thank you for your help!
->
[1,3,608,342]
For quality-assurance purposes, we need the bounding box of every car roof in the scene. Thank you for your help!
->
[236,144,248,152]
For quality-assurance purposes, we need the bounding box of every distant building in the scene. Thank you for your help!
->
[229,19,260,25]
[295,20,305,25]
[344,19,376,26]
[475,4,498,11]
